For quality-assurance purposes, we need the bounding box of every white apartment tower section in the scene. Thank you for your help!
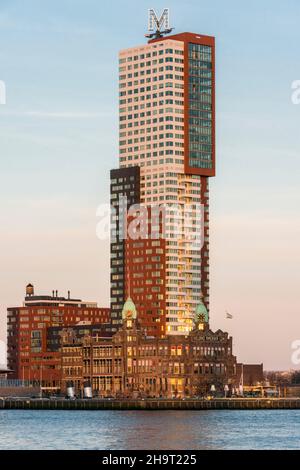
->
[118,37,211,335]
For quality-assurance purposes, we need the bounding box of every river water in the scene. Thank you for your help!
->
[0,410,299,450]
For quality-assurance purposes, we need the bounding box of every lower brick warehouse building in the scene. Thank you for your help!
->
[61,296,237,398]
[7,284,111,387]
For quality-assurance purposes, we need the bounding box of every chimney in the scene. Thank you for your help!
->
[52,290,55,298]
[55,290,58,298]
[68,290,70,300]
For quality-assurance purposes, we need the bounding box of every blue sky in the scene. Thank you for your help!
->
[0,0,299,369]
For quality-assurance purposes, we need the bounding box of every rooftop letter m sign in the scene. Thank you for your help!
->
[148,8,170,33]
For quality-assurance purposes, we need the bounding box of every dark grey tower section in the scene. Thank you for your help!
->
[110,166,140,330]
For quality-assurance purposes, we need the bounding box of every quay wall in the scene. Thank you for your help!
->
[1,398,300,410]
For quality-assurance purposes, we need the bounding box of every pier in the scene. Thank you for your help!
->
[1,398,300,410]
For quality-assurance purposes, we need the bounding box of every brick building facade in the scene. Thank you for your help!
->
[61,297,236,398]
[7,284,110,388]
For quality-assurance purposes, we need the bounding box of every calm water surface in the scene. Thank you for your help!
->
[0,410,299,450]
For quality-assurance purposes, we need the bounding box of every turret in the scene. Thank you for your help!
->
[122,297,137,328]
[194,294,209,331]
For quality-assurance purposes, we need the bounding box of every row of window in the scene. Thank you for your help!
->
[120,153,184,161]
[120,93,184,105]
[119,56,184,68]
[120,101,184,113]
[189,159,213,169]
[121,141,184,153]
[189,52,212,62]
[120,73,183,83]
[189,44,211,53]
[188,68,212,78]
[120,115,183,126]
[119,49,184,64]
[120,126,184,139]
[120,136,184,148]
[119,65,184,77]
[120,82,184,97]
[120,107,183,121]
[120,116,183,133]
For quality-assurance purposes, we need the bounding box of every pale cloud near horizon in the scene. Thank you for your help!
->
[0,110,116,119]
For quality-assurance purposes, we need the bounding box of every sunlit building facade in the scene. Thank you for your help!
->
[61,298,236,398]
[113,32,215,335]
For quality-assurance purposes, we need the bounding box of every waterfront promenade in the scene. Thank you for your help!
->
[1,398,300,410]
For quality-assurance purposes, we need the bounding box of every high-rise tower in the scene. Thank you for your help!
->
[111,15,215,336]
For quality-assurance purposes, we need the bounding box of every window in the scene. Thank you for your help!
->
[188,43,213,169]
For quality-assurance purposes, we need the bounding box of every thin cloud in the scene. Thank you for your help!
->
[0,110,115,119]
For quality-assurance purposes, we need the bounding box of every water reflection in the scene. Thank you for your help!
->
[0,410,299,450]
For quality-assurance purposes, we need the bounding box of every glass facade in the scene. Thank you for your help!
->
[188,43,213,169]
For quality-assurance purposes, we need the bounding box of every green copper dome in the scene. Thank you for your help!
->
[122,297,137,320]
[194,299,209,324]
